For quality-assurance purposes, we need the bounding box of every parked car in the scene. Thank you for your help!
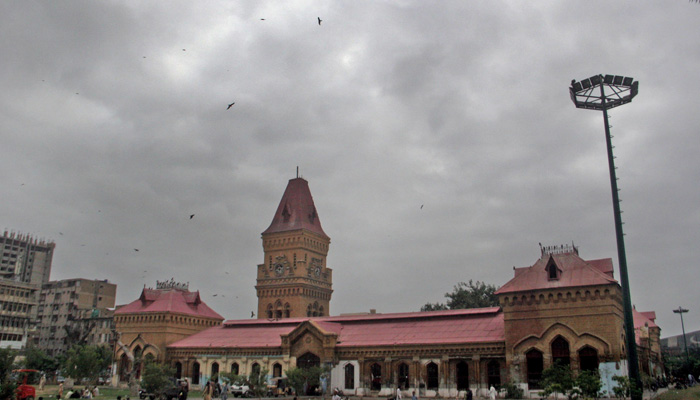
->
[230,382,252,398]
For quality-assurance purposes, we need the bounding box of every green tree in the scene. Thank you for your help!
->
[247,368,269,397]
[540,362,574,399]
[284,366,326,396]
[0,347,17,400]
[140,362,175,395]
[23,346,59,373]
[576,370,602,399]
[611,375,641,400]
[63,345,112,384]
[421,280,499,311]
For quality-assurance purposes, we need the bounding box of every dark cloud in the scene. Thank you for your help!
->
[1,1,698,337]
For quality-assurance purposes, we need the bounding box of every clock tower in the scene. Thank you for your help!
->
[256,177,332,319]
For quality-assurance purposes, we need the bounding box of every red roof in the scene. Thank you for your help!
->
[115,288,224,320]
[168,308,504,349]
[262,178,328,238]
[634,309,658,329]
[496,252,617,295]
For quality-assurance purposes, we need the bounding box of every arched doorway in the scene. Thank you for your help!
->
[456,361,469,390]
[426,362,438,390]
[344,364,354,390]
[119,353,131,381]
[398,363,409,390]
[370,363,382,391]
[231,363,239,375]
[526,349,543,389]
[212,362,220,379]
[175,362,182,379]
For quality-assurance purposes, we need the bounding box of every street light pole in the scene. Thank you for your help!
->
[673,306,690,362]
[570,74,641,400]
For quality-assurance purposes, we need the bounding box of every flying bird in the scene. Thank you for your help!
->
[190,214,195,219]
[260,18,265,20]
[182,49,186,51]
[420,204,424,209]
[227,102,235,110]
[318,17,322,25]
[213,294,218,297]
[251,311,255,318]
[134,249,139,252]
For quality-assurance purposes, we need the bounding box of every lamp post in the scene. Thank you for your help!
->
[673,306,690,362]
[569,74,641,399]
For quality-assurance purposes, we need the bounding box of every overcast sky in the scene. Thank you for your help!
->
[1,1,699,338]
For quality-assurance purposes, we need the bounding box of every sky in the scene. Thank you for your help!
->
[1,1,699,338]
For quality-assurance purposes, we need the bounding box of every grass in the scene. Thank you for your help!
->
[35,384,204,400]
[655,385,700,400]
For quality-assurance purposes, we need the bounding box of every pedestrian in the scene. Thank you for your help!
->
[466,388,472,400]
[488,386,497,400]
[221,382,229,400]
[58,383,64,399]
[39,374,46,391]
[203,380,213,400]
[412,391,417,400]
[396,387,402,400]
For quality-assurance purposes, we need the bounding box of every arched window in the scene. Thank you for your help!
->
[231,363,239,375]
[526,349,543,389]
[487,360,501,387]
[307,305,312,317]
[119,353,131,381]
[344,364,355,390]
[285,303,291,318]
[297,352,320,369]
[252,363,261,375]
[212,362,219,379]
[426,362,439,390]
[267,304,273,319]
[175,362,182,379]
[319,306,324,316]
[456,361,469,390]
[370,363,382,391]
[552,336,570,366]
[192,362,201,385]
[579,347,599,371]
[398,363,410,390]
[273,363,282,378]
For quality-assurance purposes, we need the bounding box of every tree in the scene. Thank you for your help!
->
[540,362,574,400]
[141,362,175,395]
[63,345,112,384]
[421,280,499,311]
[0,347,17,400]
[23,346,59,373]
[576,370,602,399]
[247,368,269,397]
[285,366,326,396]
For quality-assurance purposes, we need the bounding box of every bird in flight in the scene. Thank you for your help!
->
[420,204,424,209]
[134,248,139,252]
[227,102,235,110]
[213,294,218,297]
[251,311,255,318]
[318,17,322,25]
[260,18,265,20]
[190,214,195,219]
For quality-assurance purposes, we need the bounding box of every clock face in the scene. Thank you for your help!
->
[275,264,284,276]
[314,266,321,277]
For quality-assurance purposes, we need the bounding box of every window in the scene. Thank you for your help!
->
[487,360,501,387]
[344,364,354,390]
[231,363,239,375]
[426,362,439,390]
[370,363,382,391]
[398,363,409,390]
[551,336,570,366]
[272,363,282,378]
[579,347,599,371]
[526,349,543,389]
[192,362,200,385]
[456,361,469,390]
[212,362,219,378]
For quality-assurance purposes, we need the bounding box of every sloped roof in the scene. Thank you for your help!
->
[168,308,504,349]
[115,288,223,320]
[495,252,617,295]
[262,178,328,239]
[634,309,658,329]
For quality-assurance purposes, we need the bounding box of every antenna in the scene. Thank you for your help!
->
[296,166,299,178]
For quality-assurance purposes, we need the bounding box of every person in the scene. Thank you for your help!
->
[203,380,213,400]
[396,387,402,400]
[58,383,64,399]
[179,379,189,400]
[488,386,497,400]
[412,391,417,400]
[332,390,341,400]
[221,382,229,400]
[92,387,99,398]
[39,374,46,391]
[465,388,472,400]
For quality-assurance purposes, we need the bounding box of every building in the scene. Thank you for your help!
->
[661,329,700,356]
[256,177,333,319]
[113,279,223,382]
[112,177,662,397]
[0,230,55,349]
[36,278,116,356]
[0,230,54,286]
[0,279,39,349]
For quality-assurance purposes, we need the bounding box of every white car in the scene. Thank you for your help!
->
[230,383,252,398]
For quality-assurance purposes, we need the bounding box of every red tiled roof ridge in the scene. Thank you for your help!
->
[115,287,223,320]
[223,307,500,326]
